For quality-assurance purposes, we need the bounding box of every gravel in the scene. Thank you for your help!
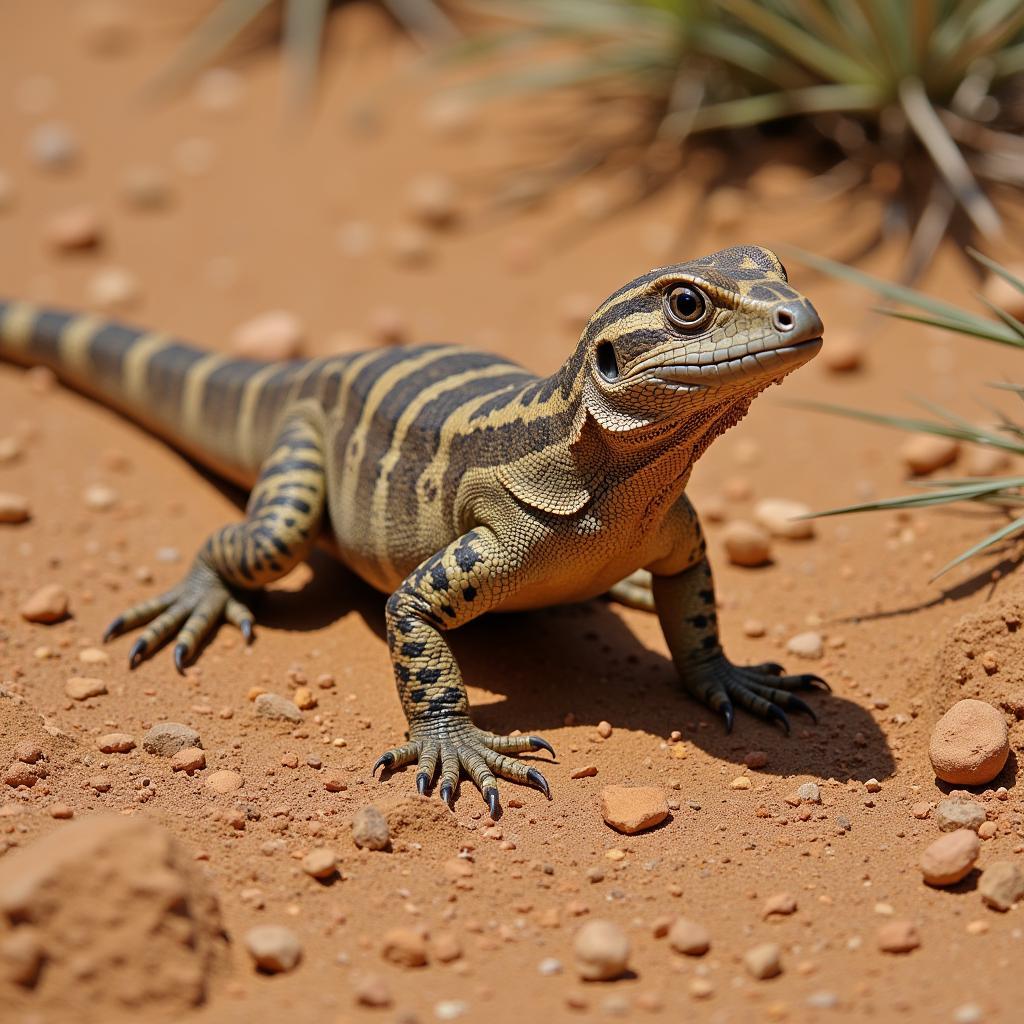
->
[143,723,201,757]
[787,632,824,660]
[877,919,920,953]
[170,747,206,772]
[20,583,69,624]
[797,782,822,804]
[205,769,242,794]
[667,918,710,956]
[920,829,981,887]
[301,847,339,879]
[244,924,302,973]
[934,798,987,833]
[352,805,390,851]
[97,732,135,754]
[574,919,630,981]
[381,927,428,967]
[743,942,782,980]
[65,677,107,701]
[762,892,798,918]
[978,861,1024,911]
[254,693,302,723]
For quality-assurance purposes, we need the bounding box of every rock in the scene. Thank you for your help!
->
[877,919,920,953]
[754,498,814,539]
[821,332,864,373]
[965,447,1011,477]
[743,942,782,980]
[353,972,393,1007]
[596,720,613,739]
[744,750,769,769]
[667,918,710,956]
[0,492,30,524]
[205,769,242,794]
[46,205,102,250]
[979,861,1024,911]
[407,173,459,227]
[120,164,172,209]
[79,647,109,665]
[83,484,118,511]
[170,747,206,773]
[64,677,107,701]
[929,699,1008,785]
[20,584,69,624]
[49,804,74,820]
[0,815,226,1011]
[254,693,302,723]
[143,723,201,756]
[901,435,959,476]
[762,892,798,919]
[231,310,305,362]
[4,763,39,788]
[722,521,772,567]
[244,924,302,973]
[381,927,428,967]
[87,266,139,310]
[570,765,598,779]
[302,847,338,879]
[352,805,390,851]
[29,122,78,171]
[797,782,821,804]
[431,932,463,963]
[920,829,980,887]
[97,732,135,754]
[934,798,987,833]
[14,742,43,765]
[787,631,824,659]
[293,686,317,710]
[600,785,669,834]
[574,919,630,981]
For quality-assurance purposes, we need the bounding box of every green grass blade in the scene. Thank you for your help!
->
[690,83,879,131]
[967,248,1024,297]
[930,512,1024,580]
[806,478,1024,517]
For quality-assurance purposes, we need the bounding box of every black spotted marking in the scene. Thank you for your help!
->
[454,536,483,572]
[401,641,427,658]
[430,563,449,592]
[417,667,442,684]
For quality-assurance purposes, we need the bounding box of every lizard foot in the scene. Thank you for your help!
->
[372,717,555,815]
[103,560,254,673]
[682,656,829,734]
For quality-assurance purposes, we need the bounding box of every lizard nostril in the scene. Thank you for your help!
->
[773,306,796,332]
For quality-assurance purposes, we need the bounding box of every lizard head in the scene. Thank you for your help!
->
[576,245,822,440]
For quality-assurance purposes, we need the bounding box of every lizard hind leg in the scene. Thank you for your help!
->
[104,406,326,672]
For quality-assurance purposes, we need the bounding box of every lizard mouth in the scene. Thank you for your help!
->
[653,337,822,388]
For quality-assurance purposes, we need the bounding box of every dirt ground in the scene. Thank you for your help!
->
[4,3,1024,1023]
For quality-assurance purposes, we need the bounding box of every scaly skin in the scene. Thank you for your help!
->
[0,245,829,814]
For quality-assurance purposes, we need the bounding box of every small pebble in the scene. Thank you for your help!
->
[381,927,428,967]
[934,798,986,833]
[744,751,769,769]
[762,892,798,918]
[979,861,1024,911]
[120,164,172,209]
[407,174,459,227]
[302,846,339,879]
[293,686,317,710]
[729,776,751,790]
[14,742,43,765]
[143,722,202,756]
[877,919,920,954]
[29,122,78,171]
[87,266,139,310]
[743,942,782,980]
[79,647,109,664]
[754,498,814,539]
[83,484,118,511]
[88,774,112,792]
[65,676,107,701]
[205,769,242,794]
[352,805,390,850]
[571,765,598,779]
[742,619,766,638]
[821,332,864,372]
[244,924,302,973]
[929,699,1008,786]
[900,435,959,475]
[920,829,980,887]
[97,732,135,753]
[722,521,772,567]
[4,763,39,788]
[574,919,630,981]
[797,782,821,804]
[432,932,463,963]
[231,310,305,362]
[596,720,613,739]
[787,632,824,659]
[254,693,303,722]
[46,205,102,250]
[20,583,69,623]
[0,493,30,524]
[353,972,393,1008]
[600,785,669,834]
[49,803,74,820]
[978,820,997,840]
[667,918,710,956]
[170,746,206,772]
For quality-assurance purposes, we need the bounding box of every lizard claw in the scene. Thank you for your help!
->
[528,736,556,758]
[485,786,500,819]
[527,767,551,800]
[439,781,455,808]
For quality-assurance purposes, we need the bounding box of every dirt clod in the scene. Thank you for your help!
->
[877,920,920,954]
[600,785,668,834]
[667,918,710,956]
[352,805,390,850]
[381,927,428,967]
[20,583,69,624]
[722,521,772,567]
[254,693,302,723]
[934,798,986,833]
[743,942,782,980]
[979,861,1024,912]
[245,925,302,974]
[574,919,630,981]
[143,723,201,757]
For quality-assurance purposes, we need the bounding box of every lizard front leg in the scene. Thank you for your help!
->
[649,498,829,732]
[373,527,554,815]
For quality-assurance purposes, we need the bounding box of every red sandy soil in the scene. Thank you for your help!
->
[3,3,1024,1023]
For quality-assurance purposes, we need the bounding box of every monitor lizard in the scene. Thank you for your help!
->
[0,244,828,815]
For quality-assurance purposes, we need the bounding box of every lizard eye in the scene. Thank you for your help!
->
[664,285,710,329]
[595,341,619,382]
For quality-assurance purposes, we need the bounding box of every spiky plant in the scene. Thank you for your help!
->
[793,247,1024,580]
[451,0,1024,272]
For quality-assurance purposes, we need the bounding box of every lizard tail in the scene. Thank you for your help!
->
[0,299,310,486]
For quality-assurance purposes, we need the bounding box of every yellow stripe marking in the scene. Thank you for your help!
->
[371,362,519,582]
[58,314,103,379]
[1,302,38,352]
[181,353,231,442]
[122,333,170,406]
[237,362,287,470]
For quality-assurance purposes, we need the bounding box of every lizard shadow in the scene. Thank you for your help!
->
[260,551,896,784]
